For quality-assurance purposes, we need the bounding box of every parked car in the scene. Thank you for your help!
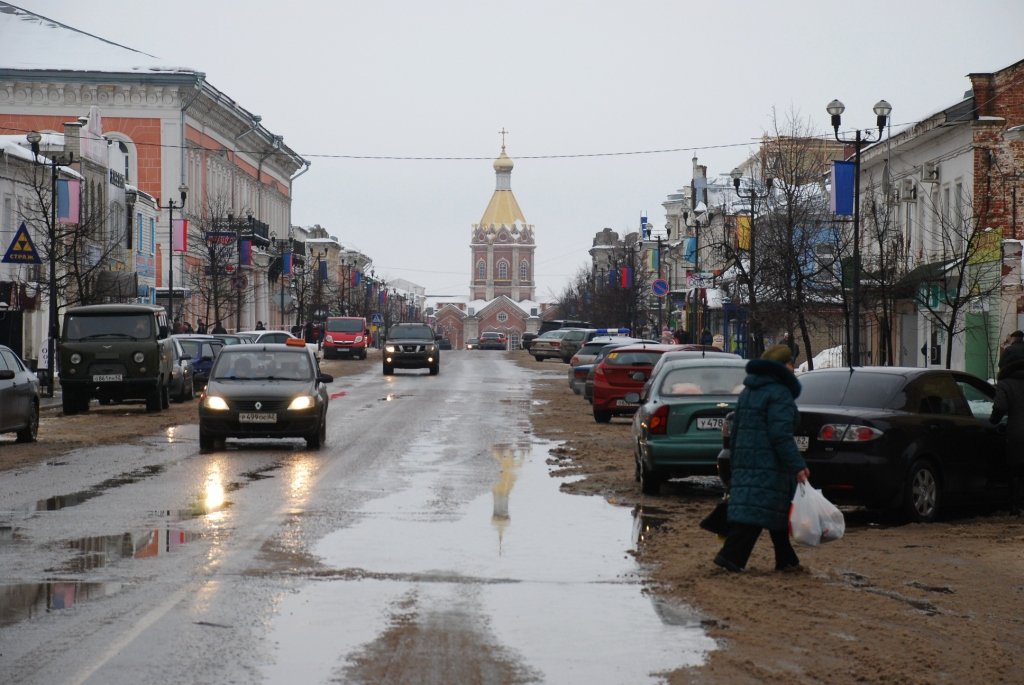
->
[465,338,479,350]
[582,340,660,401]
[530,328,575,362]
[717,366,1009,522]
[537,319,592,336]
[0,344,40,442]
[520,332,537,351]
[167,337,195,403]
[198,339,333,451]
[558,328,599,362]
[173,335,224,392]
[437,337,453,350]
[383,323,439,375]
[591,343,681,422]
[640,346,738,396]
[212,333,254,345]
[478,331,507,350]
[567,337,642,392]
[239,329,322,360]
[628,357,749,494]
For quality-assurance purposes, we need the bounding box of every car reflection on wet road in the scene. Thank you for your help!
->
[0,351,714,684]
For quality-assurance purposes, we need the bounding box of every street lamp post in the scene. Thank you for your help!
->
[641,216,667,335]
[731,168,774,359]
[26,131,74,398]
[826,98,891,366]
[157,183,188,329]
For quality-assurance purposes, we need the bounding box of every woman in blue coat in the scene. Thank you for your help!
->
[715,344,809,572]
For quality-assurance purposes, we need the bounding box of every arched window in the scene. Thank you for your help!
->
[476,259,486,279]
[497,260,509,280]
[104,134,137,184]
[519,260,530,282]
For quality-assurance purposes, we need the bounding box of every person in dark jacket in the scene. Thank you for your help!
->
[715,344,810,572]
[998,330,1024,370]
[990,358,1024,515]
[211,320,227,334]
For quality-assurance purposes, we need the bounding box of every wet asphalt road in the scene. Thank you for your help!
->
[0,351,712,684]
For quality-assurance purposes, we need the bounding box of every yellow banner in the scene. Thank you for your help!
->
[969,228,1001,264]
[737,215,751,250]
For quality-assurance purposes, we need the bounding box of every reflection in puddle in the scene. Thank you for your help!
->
[36,465,166,512]
[62,528,202,573]
[491,444,528,555]
[0,581,122,627]
[631,505,671,547]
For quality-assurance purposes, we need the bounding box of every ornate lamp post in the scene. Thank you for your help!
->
[26,131,74,398]
[731,168,774,359]
[826,98,891,366]
[157,183,188,328]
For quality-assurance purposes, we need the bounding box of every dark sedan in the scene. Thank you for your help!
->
[477,331,508,350]
[172,335,224,392]
[0,344,40,442]
[718,366,1009,522]
[198,341,333,451]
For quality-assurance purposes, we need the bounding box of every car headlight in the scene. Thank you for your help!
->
[203,396,229,411]
[325,334,335,343]
[354,335,363,343]
[70,353,82,364]
[427,345,437,353]
[288,395,316,410]
[385,345,396,353]
[133,351,145,363]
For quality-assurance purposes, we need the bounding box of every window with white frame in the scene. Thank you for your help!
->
[519,260,529,282]
[477,260,486,279]
[497,260,509,280]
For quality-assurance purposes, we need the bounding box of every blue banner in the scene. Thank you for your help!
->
[831,160,855,216]
[318,259,328,281]
[282,252,292,275]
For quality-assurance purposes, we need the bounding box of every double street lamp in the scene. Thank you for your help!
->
[157,184,189,327]
[731,168,774,359]
[826,98,892,366]
[26,131,74,398]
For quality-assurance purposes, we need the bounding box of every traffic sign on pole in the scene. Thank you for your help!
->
[652,278,669,297]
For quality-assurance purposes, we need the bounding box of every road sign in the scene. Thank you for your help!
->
[371,313,383,324]
[652,278,669,297]
[2,222,42,264]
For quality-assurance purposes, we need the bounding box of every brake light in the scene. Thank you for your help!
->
[817,423,883,442]
[570,355,580,365]
[646,404,670,435]
[721,416,732,441]
[594,364,606,380]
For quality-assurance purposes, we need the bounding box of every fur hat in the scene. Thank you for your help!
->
[1011,330,1024,340]
[761,344,794,364]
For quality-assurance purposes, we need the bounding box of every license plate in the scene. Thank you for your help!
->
[93,374,122,382]
[697,417,724,430]
[239,412,277,424]
[615,399,636,407]
[795,435,809,451]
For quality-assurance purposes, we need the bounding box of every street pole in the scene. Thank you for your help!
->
[26,132,73,398]
[157,184,188,329]
[731,168,774,359]
[827,98,891,366]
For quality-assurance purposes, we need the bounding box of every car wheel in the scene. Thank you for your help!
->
[639,462,662,496]
[199,425,217,452]
[145,386,162,412]
[905,459,941,522]
[383,364,394,375]
[593,408,612,423]
[62,391,79,416]
[16,402,39,443]
[306,415,326,449]
[534,355,544,362]
[429,363,439,376]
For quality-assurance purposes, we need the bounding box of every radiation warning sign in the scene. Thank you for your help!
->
[3,222,42,264]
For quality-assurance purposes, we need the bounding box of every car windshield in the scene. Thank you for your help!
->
[481,333,503,339]
[327,319,364,333]
[798,371,905,408]
[389,325,433,340]
[65,314,153,340]
[213,350,312,380]
[603,350,662,366]
[658,365,747,396]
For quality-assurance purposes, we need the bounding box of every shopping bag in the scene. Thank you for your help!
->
[699,498,730,536]
[789,481,845,546]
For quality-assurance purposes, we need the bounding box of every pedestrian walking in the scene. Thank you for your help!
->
[714,344,810,573]
[255,320,266,331]
[700,328,713,346]
[998,330,1024,369]
[991,356,1024,515]
[196,319,207,334]
[782,332,800,363]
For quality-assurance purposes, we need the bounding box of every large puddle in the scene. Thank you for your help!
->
[264,438,715,683]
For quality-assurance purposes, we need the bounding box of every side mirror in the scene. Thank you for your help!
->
[158,325,169,339]
[0,369,14,381]
[318,373,334,384]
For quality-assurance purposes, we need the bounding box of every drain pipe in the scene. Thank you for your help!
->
[232,114,261,208]
[179,73,205,194]
[287,159,312,233]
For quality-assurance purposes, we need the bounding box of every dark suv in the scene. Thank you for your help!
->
[384,323,440,375]
[59,304,174,415]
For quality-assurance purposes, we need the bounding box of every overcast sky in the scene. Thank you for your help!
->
[14,0,1024,300]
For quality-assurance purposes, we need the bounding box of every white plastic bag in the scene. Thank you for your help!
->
[789,481,845,546]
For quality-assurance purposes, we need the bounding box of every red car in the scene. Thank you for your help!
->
[591,343,681,423]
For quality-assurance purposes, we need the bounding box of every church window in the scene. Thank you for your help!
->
[497,312,508,323]
[477,260,486,279]
[520,260,530,281]
[497,260,509,280]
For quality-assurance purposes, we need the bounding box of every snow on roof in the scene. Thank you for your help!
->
[0,136,83,178]
[0,3,198,75]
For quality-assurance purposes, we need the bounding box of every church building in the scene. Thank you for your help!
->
[429,137,545,348]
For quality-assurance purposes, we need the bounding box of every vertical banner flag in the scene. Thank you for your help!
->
[172,219,188,252]
[737,215,751,250]
[608,269,617,287]
[56,179,80,224]
[282,251,292,275]
[239,239,252,265]
[620,266,633,289]
[318,259,328,281]
[647,248,659,271]
[379,289,387,305]
[686,236,697,264]
[831,160,855,216]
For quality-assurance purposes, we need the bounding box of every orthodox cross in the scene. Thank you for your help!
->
[499,127,509,150]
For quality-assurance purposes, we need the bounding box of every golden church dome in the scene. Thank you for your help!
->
[493,148,514,171]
